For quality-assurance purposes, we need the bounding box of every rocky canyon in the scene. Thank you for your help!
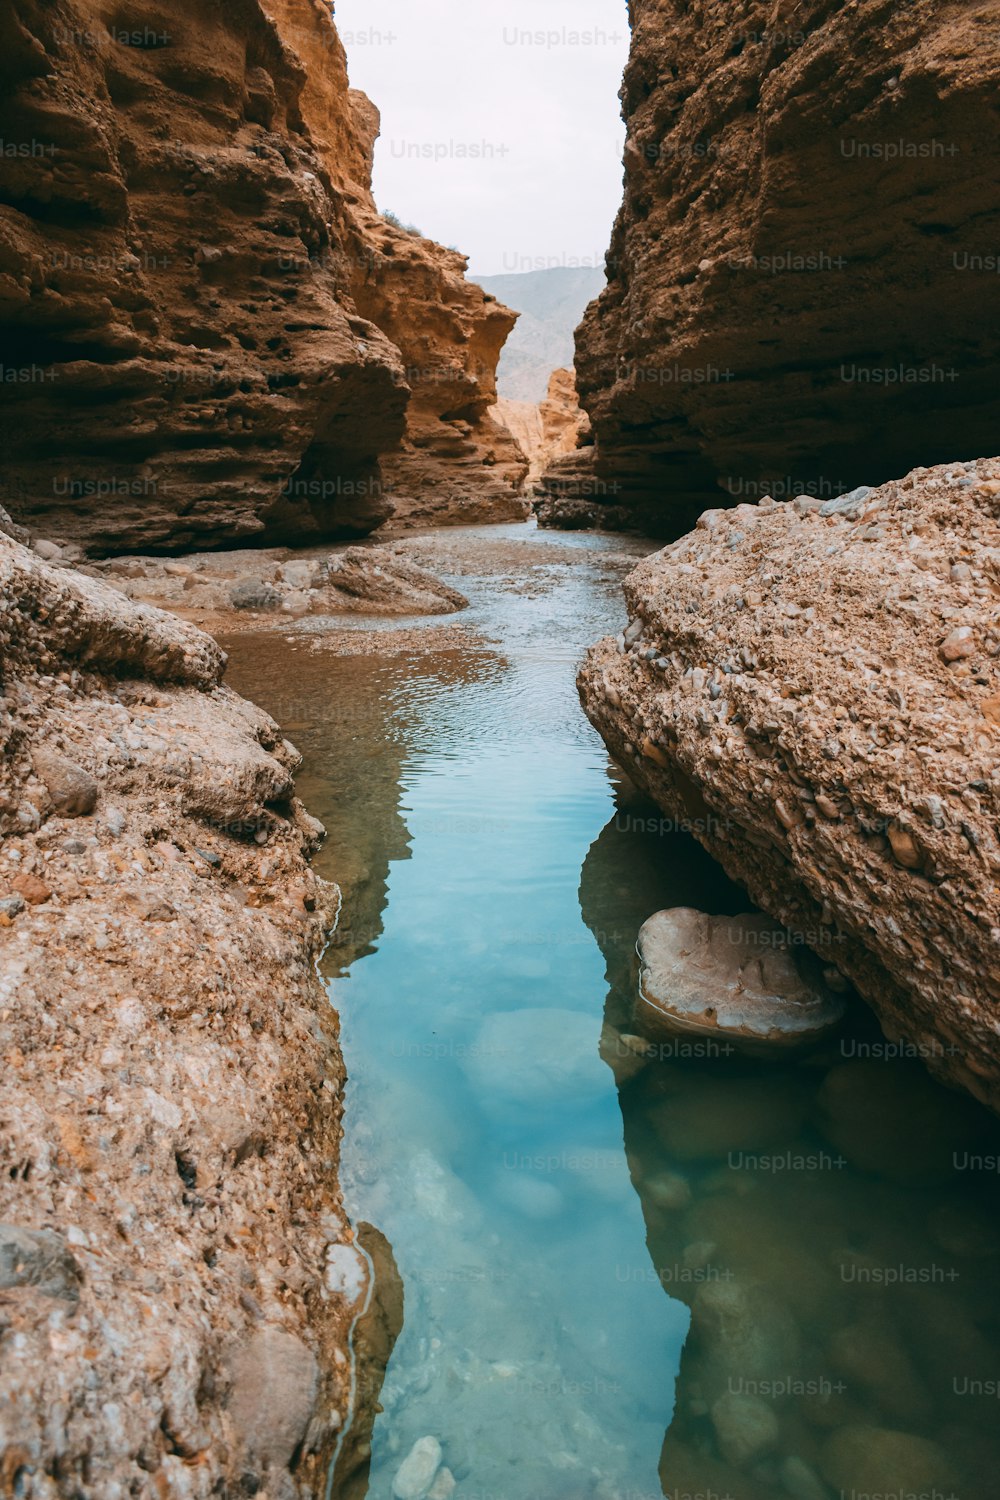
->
[3,0,1000,1498]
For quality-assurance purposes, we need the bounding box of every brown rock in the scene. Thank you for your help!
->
[494,368,590,487]
[11,873,51,906]
[578,459,1000,1111]
[573,2,1000,530]
[637,908,846,1052]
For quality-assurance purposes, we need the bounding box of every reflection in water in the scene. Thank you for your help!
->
[583,785,1000,1500]
[225,523,1000,1500]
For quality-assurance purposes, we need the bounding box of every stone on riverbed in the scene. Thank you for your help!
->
[463,1007,607,1113]
[392,1435,444,1500]
[637,909,846,1052]
[710,1392,780,1468]
[820,1425,956,1497]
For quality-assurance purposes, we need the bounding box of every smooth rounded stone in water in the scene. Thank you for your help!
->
[711,1393,779,1468]
[493,1171,565,1220]
[392,1436,444,1500]
[645,1071,808,1161]
[643,1169,693,1211]
[816,1059,988,1182]
[780,1455,829,1500]
[829,1318,933,1425]
[463,1007,607,1113]
[821,1426,956,1497]
[690,1278,801,1404]
[427,1469,455,1500]
[636,909,846,1052]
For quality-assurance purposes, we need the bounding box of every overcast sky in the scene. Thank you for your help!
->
[332,0,630,277]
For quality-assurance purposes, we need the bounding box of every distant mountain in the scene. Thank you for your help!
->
[476,267,606,403]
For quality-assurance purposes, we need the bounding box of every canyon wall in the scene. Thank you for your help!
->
[0,0,525,555]
[580,460,1000,1113]
[575,0,1000,533]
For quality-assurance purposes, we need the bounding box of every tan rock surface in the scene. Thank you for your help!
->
[494,368,590,487]
[575,0,1000,531]
[0,535,372,1496]
[579,459,1000,1110]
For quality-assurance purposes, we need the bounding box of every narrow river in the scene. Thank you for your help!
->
[225,522,1000,1500]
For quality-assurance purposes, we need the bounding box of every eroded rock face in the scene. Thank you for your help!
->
[0,0,524,552]
[494,368,590,488]
[579,459,1000,1111]
[576,0,1000,531]
[261,0,530,527]
[0,535,369,1496]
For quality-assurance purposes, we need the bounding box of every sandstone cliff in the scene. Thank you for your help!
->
[0,529,387,1495]
[0,0,525,553]
[579,460,1000,1112]
[575,0,1000,531]
[494,368,590,487]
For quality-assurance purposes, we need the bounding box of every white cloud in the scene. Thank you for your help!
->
[331,0,630,276]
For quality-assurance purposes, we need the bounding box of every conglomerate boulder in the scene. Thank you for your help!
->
[579,459,1000,1111]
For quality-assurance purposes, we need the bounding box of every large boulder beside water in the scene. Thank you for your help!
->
[579,460,1000,1113]
[637,908,846,1051]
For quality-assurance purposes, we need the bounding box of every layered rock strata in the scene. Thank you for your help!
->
[580,460,1000,1111]
[0,533,372,1496]
[0,0,524,553]
[575,0,1000,531]
[495,367,590,488]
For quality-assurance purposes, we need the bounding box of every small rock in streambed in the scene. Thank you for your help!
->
[711,1391,779,1469]
[392,1436,444,1500]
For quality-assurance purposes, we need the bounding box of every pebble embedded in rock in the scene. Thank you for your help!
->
[821,1425,956,1498]
[227,1327,319,1470]
[939,625,975,662]
[0,1225,82,1301]
[12,872,52,905]
[31,747,99,818]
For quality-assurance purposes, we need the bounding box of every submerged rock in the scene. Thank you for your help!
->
[637,908,846,1051]
[392,1436,444,1500]
[821,1425,957,1497]
[710,1392,779,1469]
[463,1007,607,1113]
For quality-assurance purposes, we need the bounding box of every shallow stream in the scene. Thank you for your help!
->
[225,523,1000,1500]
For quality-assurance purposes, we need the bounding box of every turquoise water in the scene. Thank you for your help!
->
[224,523,1000,1500]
